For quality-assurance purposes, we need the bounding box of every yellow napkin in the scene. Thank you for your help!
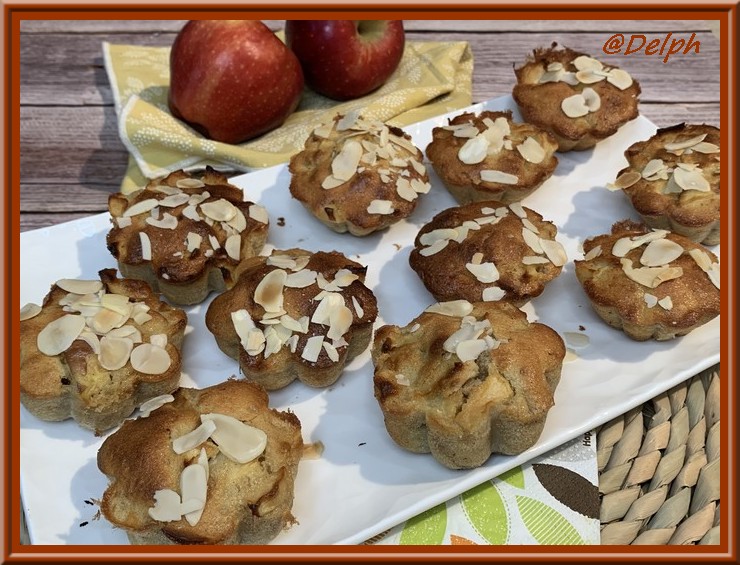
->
[103,35,473,194]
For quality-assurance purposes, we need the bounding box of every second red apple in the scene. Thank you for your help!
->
[285,20,405,101]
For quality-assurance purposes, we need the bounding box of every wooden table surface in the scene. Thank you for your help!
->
[19,19,720,232]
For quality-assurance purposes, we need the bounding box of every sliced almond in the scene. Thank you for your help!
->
[208,235,220,250]
[658,296,674,310]
[561,93,589,118]
[509,203,526,218]
[158,193,191,208]
[640,238,684,266]
[327,304,354,340]
[351,296,364,318]
[98,336,134,370]
[410,178,431,194]
[301,335,324,363]
[284,269,318,289]
[471,252,484,265]
[130,343,171,374]
[419,239,449,256]
[691,141,720,154]
[172,420,217,454]
[224,234,241,261]
[480,170,518,185]
[116,216,133,228]
[149,333,167,349]
[584,245,602,261]
[139,393,174,417]
[610,171,642,190]
[420,228,457,247]
[20,303,42,321]
[254,269,287,313]
[175,177,205,189]
[395,374,410,386]
[573,55,603,71]
[458,134,490,165]
[673,166,710,192]
[227,208,248,233]
[620,258,683,288]
[516,136,546,164]
[322,341,340,362]
[521,218,539,234]
[482,286,506,301]
[37,314,86,356]
[540,238,568,267]
[311,293,344,325]
[522,227,544,254]
[575,69,606,84]
[642,159,666,179]
[185,232,202,253]
[248,204,269,224]
[56,279,103,295]
[465,261,500,284]
[367,200,395,215]
[148,489,182,522]
[688,249,720,289]
[644,293,658,308]
[124,198,159,217]
[146,213,178,230]
[396,177,417,201]
[180,463,207,526]
[331,139,363,181]
[456,339,488,362]
[522,256,551,265]
[139,232,152,261]
[612,230,668,257]
[425,300,473,317]
[606,68,633,90]
[665,134,707,152]
[336,111,360,131]
[582,87,601,112]
[564,332,590,348]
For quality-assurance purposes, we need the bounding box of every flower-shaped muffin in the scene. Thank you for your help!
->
[512,45,641,151]
[574,220,720,341]
[425,110,559,204]
[97,379,304,545]
[107,167,269,305]
[372,299,565,469]
[206,249,378,390]
[409,201,567,306]
[19,269,187,433]
[288,112,431,236]
[609,123,720,245]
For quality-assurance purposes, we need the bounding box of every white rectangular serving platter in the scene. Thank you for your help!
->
[20,95,720,546]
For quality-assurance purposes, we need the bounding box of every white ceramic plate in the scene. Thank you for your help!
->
[20,96,720,545]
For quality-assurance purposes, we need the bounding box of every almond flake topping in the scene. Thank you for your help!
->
[425,300,474,317]
[396,177,417,201]
[480,170,518,185]
[351,296,364,318]
[516,136,546,163]
[186,232,202,253]
[284,269,318,289]
[124,198,159,217]
[175,177,205,189]
[640,238,684,267]
[225,234,241,261]
[673,165,710,192]
[419,239,449,256]
[331,139,363,182]
[608,171,642,190]
[172,420,217,454]
[139,232,152,261]
[266,255,297,269]
[148,489,182,522]
[658,296,674,310]
[395,374,410,386]
[611,230,669,257]
[466,261,500,284]
[456,339,489,363]
[180,463,207,526]
[562,87,601,118]
[302,335,325,362]
[145,212,178,230]
[522,227,543,254]
[688,249,720,289]
[482,286,506,301]
[139,394,175,417]
[540,239,568,266]
[642,159,669,180]
[20,303,42,321]
[254,269,287,313]
[620,258,683,288]
[367,199,395,215]
[644,293,658,308]
[158,193,191,208]
[523,256,551,265]
[57,279,103,295]
[665,134,707,152]
[458,134,490,165]
[116,216,132,228]
[199,199,236,222]
[584,245,602,260]
[247,204,269,224]
[201,413,268,464]
[130,342,171,374]
[37,314,86,356]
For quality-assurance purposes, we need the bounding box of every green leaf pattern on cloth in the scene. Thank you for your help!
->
[499,465,525,489]
[516,495,587,545]
[460,481,510,545]
[399,503,447,545]
[103,36,473,193]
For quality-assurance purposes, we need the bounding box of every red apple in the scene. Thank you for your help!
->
[168,20,304,144]
[285,20,405,101]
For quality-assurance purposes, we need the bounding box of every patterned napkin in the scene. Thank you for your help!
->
[102,34,473,194]
[370,433,600,545]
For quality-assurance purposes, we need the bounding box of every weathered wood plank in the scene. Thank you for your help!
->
[20,212,101,233]
[20,30,720,106]
[19,19,716,34]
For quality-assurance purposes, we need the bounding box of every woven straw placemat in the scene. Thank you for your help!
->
[597,364,720,545]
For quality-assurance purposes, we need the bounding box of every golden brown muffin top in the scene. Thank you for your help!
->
[19,269,186,422]
[512,45,641,144]
[575,220,720,333]
[288,112,431,235]
[373,300,565,435]
[610,124,720,228]
[425,110,558,195]
[206,248,378,378]
[409,201,567,305]
[97,379,303,544]
[107,168,269,285]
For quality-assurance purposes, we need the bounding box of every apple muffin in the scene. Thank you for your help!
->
[512,45,641,151]
[19,269,187,433]
[205,248,378,390]
[288,112,431,236]
[574,220,720,341]
[609,123,720,245]
[409,201,567,306]
[372,299,565,469]
[107,167,269,305]
[97,379,304,545]
[425,110,559,204]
